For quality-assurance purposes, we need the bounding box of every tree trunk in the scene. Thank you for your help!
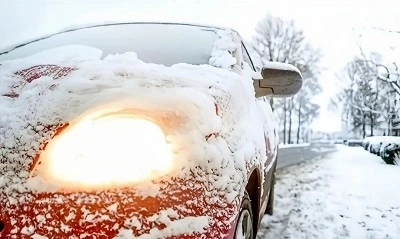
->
[297,101,302,144]
[362,114,366,138]
[283,98,287,144]
[369,111,374,136]
[288,98,294,144]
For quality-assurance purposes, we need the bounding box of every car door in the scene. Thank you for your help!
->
[241,42,278,210]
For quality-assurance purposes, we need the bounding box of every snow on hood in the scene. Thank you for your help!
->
[0,31,266,209]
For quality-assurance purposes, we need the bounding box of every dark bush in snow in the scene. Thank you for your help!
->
[369,142,382,155]
[380,143,387,159]
[363,140,370,150]
[382,143,400,165]
[363,136,400,165]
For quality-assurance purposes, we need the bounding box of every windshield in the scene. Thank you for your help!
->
[0,23,217,66]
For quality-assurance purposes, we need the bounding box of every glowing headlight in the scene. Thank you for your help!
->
[36,114,173,189]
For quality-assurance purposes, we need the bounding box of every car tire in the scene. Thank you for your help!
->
[234,191,254,239]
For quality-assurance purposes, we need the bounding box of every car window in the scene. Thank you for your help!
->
[0,23,218,67]
[241,42,256,71]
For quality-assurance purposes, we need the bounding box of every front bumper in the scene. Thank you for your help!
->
[0,177,239,239]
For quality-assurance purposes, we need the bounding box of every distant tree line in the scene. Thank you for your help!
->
[332,29,400,138]
[250,15,322,144]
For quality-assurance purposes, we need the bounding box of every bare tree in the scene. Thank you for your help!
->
[331,27,400,138]
[251,14,322,144]
[333,57,389,137]
[356,29,400,96]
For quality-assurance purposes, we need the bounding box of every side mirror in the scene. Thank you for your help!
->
[253,62,303,98]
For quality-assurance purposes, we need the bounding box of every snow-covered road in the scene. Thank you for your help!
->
[257,145,400,239]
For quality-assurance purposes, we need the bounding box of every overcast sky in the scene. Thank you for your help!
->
[1,0,399,133]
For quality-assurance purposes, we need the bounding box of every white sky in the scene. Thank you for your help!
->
[1,0,399,133]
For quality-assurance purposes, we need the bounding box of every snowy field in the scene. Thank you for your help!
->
[258,145,400,239]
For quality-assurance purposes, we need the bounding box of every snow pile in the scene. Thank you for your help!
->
[279,143,310,149]
[363,136,400,164]
[0,29,273,238]
[257,145,400,239]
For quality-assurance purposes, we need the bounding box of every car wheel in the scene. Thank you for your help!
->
[234,191,254,239]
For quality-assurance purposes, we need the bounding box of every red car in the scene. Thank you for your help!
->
[0,23,302,239]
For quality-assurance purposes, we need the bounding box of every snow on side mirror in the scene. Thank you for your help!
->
[253,62,303,98]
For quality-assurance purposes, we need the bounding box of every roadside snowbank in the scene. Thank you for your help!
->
[257,145,400,238]
[279,143,310,149]
[365,136,400,145]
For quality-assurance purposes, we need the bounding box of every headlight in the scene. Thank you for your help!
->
[35,112,173,190]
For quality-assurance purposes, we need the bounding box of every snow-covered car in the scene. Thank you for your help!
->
[0,23,302,239]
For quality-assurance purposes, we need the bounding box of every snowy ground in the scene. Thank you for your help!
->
[257,145,400,239]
